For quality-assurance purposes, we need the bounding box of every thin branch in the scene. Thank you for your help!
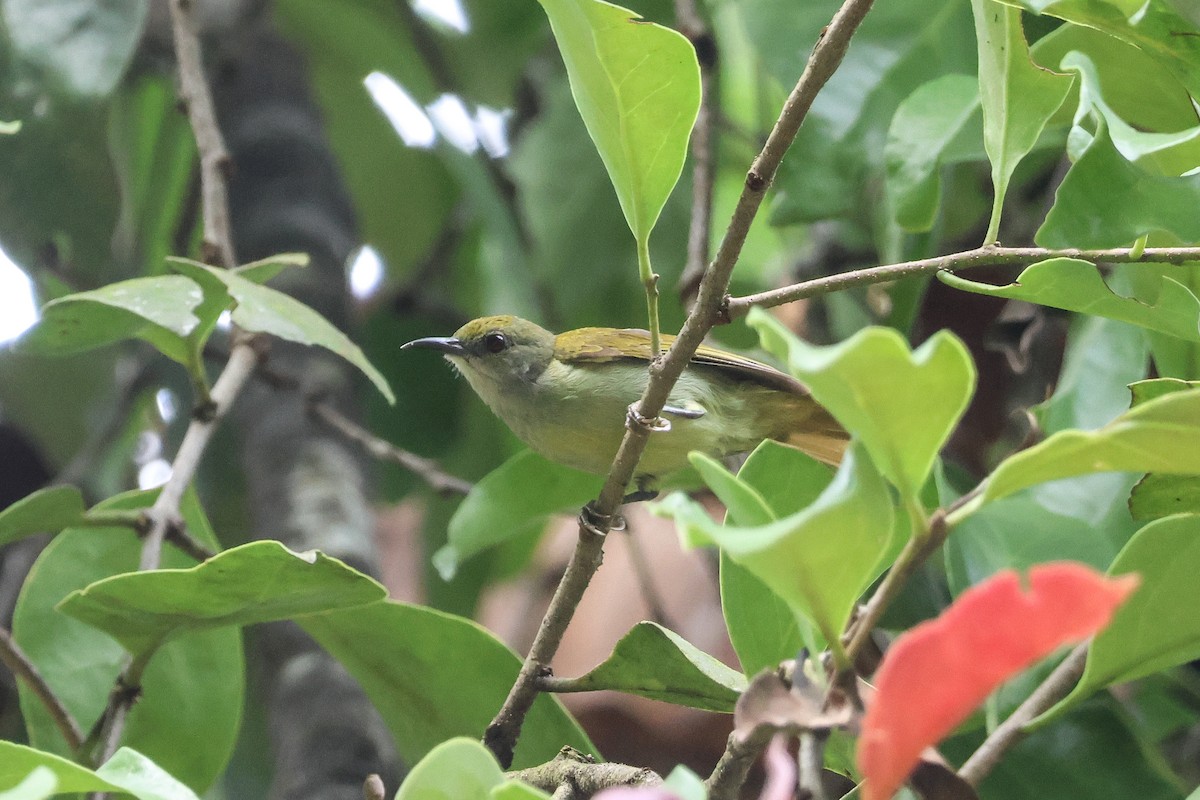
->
[0,626,84,752]
[483,0,878,768]
[310,402,473,497]
[169,0,236,269]
[725,245,1200,316]
[509,747,662,796]
[675,0,718,302]
[706,726,776,800]
[958,644,1088,786]
[798,731,829,800]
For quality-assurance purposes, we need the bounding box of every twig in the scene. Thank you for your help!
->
[706,725,776,800]
[674,0,718,302]
[958,644,1088,786]
[724,245,1200,316]
[509,747,662,795]
[483,0,878,769]
[0,626,84,752]
[798,731,829,800]
[310,402,473,497]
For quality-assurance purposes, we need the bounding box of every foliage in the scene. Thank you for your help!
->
[2,0,1200,798]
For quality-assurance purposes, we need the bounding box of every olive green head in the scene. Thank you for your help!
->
[401,315,557,385]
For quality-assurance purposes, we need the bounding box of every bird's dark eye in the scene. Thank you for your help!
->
[483,332,509,354]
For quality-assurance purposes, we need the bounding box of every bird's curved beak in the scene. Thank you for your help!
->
[401,336,467,357]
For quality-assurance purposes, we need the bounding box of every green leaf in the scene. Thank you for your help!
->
[58,540,386,658]
[704,442,834,675]
[16,276,206,364]
[395,738,504,800]
[490,780,553,800]
[1036,125,1200,248]
[168,258,395,403]
[971,0,1074,242]
[885,74,982,232]
[1041,514,1200,721]
[0,743,197,800]
[0,486,87,547]
[983,389,1200,503]
[0,120,21,135]
[1129,473,1200,521]
[300,601,593,769]
[939,258,1200,342]
[0,0,147,97]
[750,308,976,497]
[232,252,310,284]
[435,450,602,580]
[534,0,700,244]
[13,490,242,791]
[663,766,707,800]
[1130,378,1200,405]
[657,443,894,645]
[563,622,746,712]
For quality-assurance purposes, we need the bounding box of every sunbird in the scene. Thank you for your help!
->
[402,315,847,491]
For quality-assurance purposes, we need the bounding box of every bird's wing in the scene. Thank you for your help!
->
[558,327,807,395]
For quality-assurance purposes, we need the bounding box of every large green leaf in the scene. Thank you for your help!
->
[0,0,146,97]
[0,743,198,800]
[58,541,386,658]
[1040,514,1200,721]
[16,276,205,365]
[300,601,593,770]
[885,74,982,232]
[971,0,1074,242]
[982,389,1200,503]
[434,450,602,580]
[657,443,893,645]
[168,258,395,403]
[12,490,242,792]
[750,308,976,497]
[939,258,1200,341]
[534,0,700,243]
[1037,125,1200,248]
[0,486,87,547]
[394,738,506,800]
[560,622,746,712]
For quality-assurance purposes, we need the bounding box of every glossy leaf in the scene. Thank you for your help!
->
[435,450,602,580]
[16,276,205,365]
[939,258,1200,341]
[1042,514,1200,720]
[563,622,746,712]
[858,564,1137,800]
[972,0,1073,242]
[0,743,197,800]
[983,389,1200,502]
[395,738,504,800]
[13,490,242,791]
[300,600,593,769]
[0,485,86,547]
[58,540,386,657]
[0,0,147,97]
[491,780,553,800]
[885,74,981,232]
[658,443,893,645]
[168,257,395,403]
[535,0,700,243]
[1037,127,1200,248]
[750,308,976,497]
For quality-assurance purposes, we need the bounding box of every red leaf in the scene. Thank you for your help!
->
[857,562,1138,800]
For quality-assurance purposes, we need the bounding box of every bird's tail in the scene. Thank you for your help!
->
[782,426,850,466]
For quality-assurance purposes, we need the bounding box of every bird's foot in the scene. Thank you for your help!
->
[621,488,659,504]
[578,502,626,536]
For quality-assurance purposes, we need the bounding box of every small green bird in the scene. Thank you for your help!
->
[402,315,847,489]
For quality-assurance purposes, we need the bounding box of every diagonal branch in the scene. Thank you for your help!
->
[0,625,83,752]
[482,0,879,769]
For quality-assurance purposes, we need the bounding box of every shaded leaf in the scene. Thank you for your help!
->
[857,564,1137,800]
[939,258,1200,342]
[58,540,386,657]
[1129,378,1200,406]
[983,389,1200,502]
[566,622,746,712]
[750,309,975,497]
[1041,514,1200,720]
[300,600,593,769]
[658,443,893,645]
[535,0,700,242]
[1129,473,1200,521]
[435,450,602,580]
[0,485,87,547]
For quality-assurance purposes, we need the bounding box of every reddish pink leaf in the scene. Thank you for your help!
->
[857,562,1138,800]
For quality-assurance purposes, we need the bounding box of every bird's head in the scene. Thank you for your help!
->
[401,315,557,387]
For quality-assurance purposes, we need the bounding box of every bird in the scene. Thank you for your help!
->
[402,315,847,493]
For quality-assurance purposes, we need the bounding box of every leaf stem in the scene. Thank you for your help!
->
[638,237,662,357]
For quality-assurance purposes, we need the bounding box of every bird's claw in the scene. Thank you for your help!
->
[578,501,626,535]
[626,404,671,434]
